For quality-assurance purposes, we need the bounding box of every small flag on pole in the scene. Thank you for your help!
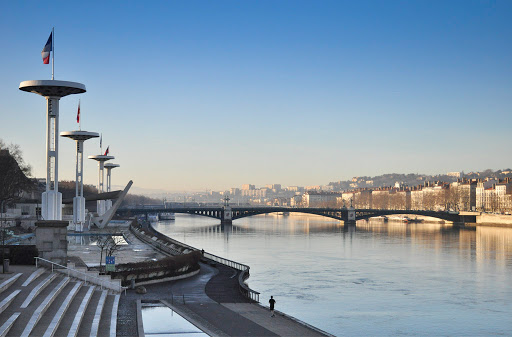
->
[104,146,109,156]
[41,32,53,64]
[77,101,81,123]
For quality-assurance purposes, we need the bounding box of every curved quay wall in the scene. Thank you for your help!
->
[130,221,260,302]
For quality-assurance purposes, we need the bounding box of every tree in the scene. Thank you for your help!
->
[96,236,110,273]
[0,140,34,210]
[0,140,34,273]
[97,235,124,273]
[106,235,123,258]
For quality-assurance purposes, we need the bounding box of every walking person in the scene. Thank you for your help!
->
[269,296,276,317]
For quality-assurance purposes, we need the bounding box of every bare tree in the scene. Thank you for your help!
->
[0,141,34,211]
[106,235,124,257]
[96,236,110,273]
[97,235,124,273]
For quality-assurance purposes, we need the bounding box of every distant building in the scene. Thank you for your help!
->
[353,189,372,209]
[287,186,304,193]
[495,182,512,211]
[372,188,390,209]
[302,191,341,207]
[265,184,282,192]
[476,178,498,211]
[242,184,255,190]
[447,171,463,178]
[389,188,411,210]
[339,191,355,208]
[290,195,302,207]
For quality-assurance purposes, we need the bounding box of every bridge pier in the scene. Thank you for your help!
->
[221,206,232,225]
[345,209,356,226]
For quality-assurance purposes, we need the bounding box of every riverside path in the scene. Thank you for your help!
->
[117,223,334,337]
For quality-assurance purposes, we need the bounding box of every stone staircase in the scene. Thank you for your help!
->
[0,267,120,337]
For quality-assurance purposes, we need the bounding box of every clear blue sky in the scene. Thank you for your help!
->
[1,1,511,192]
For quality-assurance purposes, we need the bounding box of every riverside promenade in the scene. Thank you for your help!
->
[117,222,333,337]
[0,221,332,336]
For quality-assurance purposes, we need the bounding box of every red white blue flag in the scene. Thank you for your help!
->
[104,146,109,156]
[41,32,52,64]
[77,101,81,123]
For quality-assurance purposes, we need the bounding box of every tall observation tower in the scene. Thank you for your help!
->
[104,163,120,211]
[19,80,86,220]
[61,131,99,231]
[88,154,114,216]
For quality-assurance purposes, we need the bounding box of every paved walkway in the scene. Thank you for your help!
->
[111,225,331,337]
[0,223,332,336]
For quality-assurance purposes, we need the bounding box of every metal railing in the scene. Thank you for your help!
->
[34,257,125,293]
[202,250,260,302]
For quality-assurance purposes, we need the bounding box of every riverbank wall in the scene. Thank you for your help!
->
[130,221,260,302]
[476,213,512,227]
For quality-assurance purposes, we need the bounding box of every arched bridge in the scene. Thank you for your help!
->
[116,207,475,224]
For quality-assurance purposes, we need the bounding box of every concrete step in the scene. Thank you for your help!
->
[0,312,20,337]
[0,268,123,337]
[4,274,65,337]
[21,268,45,287]
[89,290,108,337]
[54,285,95,337]
[0,274,22,294]
[25,281,78,337]
[19,277,70,337]
[109,294,120,337]
[96,294,116,337]
[76,289,103,337]
[0,291,20,315]
[42,281,83,337]
[20,273,57,308]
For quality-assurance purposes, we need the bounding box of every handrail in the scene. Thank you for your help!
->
[201,250,260,302]
[34,257,124,293]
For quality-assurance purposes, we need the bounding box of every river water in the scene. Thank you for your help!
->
[152,213,512,336]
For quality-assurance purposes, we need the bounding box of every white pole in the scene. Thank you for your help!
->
[52,27,54,80]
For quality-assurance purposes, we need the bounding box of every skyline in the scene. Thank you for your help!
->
[1,1,511,192]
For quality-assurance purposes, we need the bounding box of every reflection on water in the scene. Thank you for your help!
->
[153,213,512,336]
[141,305,208,336]
[476,226,512,262]
[67,234,128,246]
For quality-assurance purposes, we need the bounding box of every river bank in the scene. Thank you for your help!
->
[476,213,512,226]
[127,220,333,336]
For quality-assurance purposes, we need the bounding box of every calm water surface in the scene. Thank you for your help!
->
[153,214,512,336]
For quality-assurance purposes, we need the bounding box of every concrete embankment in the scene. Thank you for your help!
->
[125,222,334,337]
[476,213,512,227]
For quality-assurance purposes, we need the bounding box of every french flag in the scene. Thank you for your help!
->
[41,32,52,64]
[77,101,80,123]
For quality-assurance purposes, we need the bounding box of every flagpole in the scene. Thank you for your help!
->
[51,27,54,80]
